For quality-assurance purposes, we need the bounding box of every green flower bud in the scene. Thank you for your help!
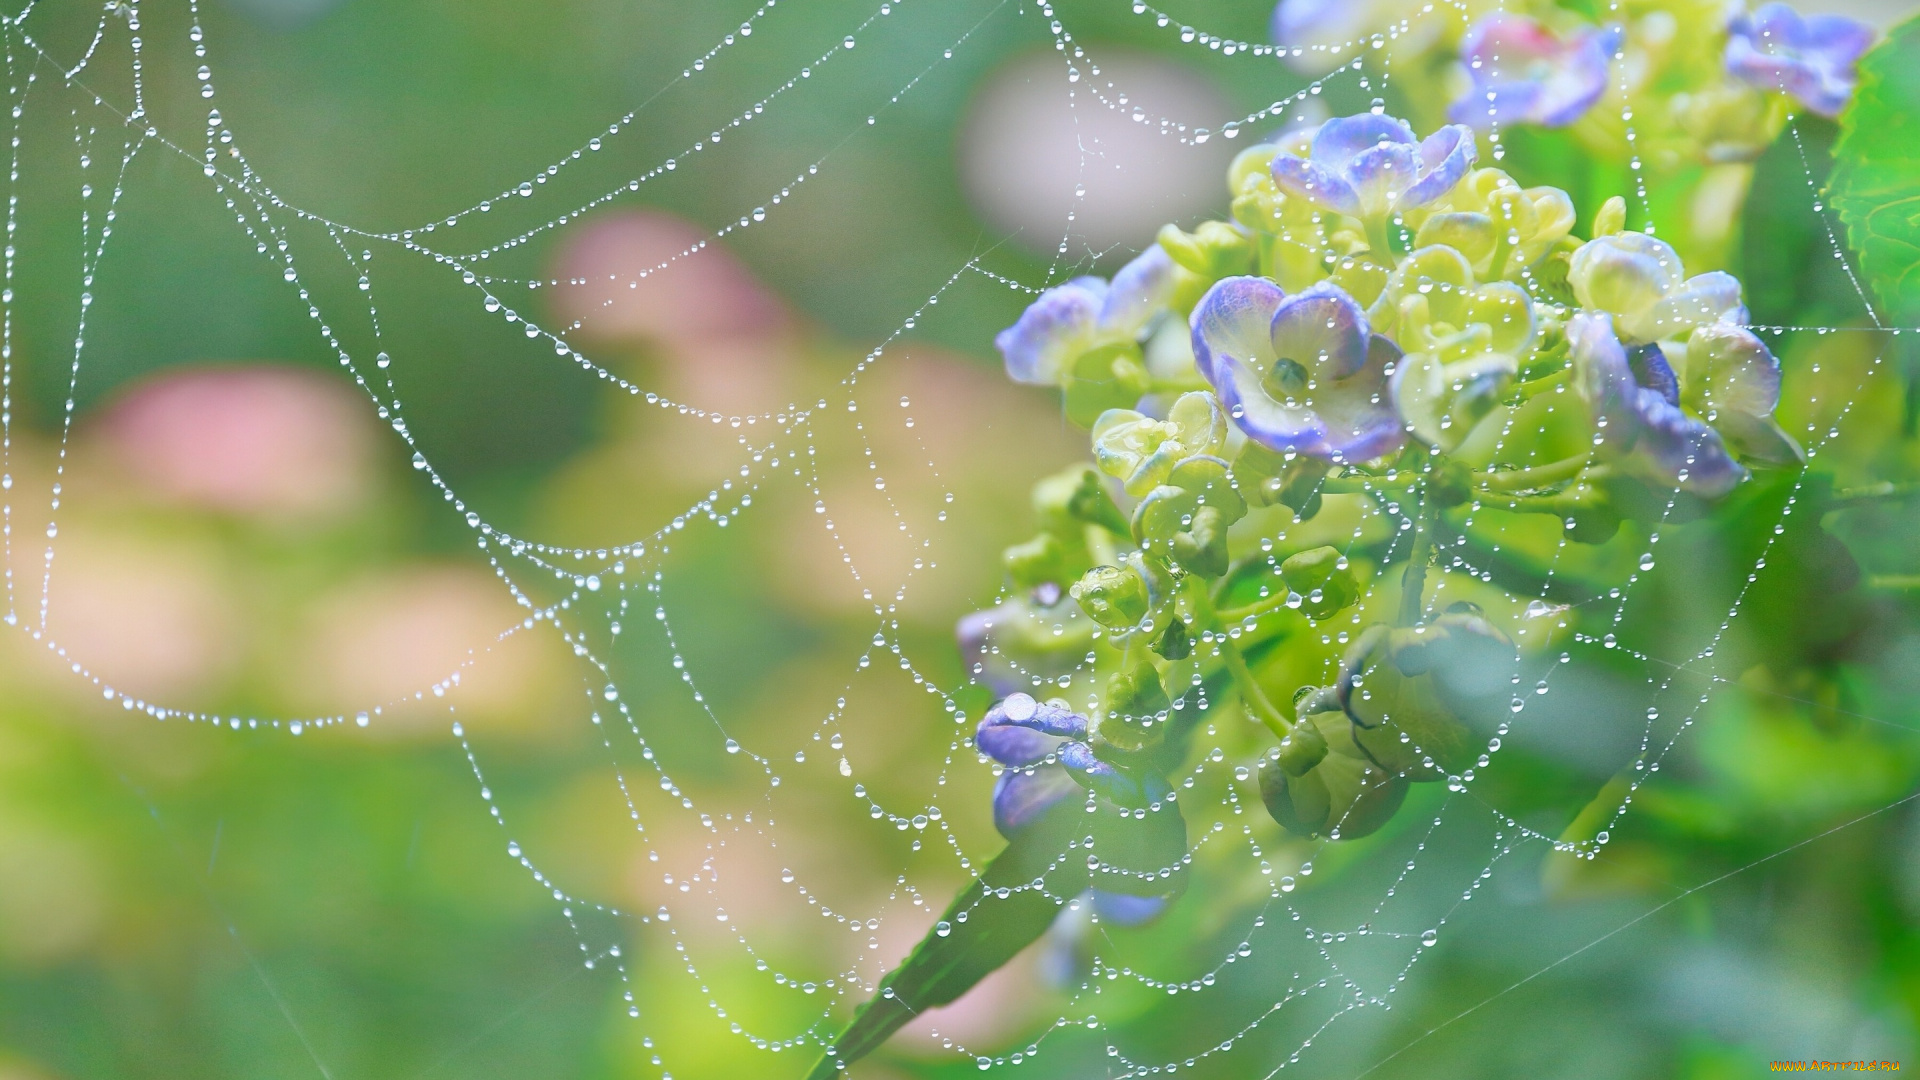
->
[1428,458,1473,509]
[1098,662,1172,753]
[1408,168,1575,281]
[1070,564,1150,629]
[1131,455,1247,549]
[1169,503,1231,578]
[1032,465,1128,537]
[1260,709,1408,840]
[1235,442,1330,516]
[1279,546,1360,620]
[1153,615,1191,660]
[1157,220,1255,281]
[1590,195,1627,240]
[1277,686,1335,776]
[1002,531,1086,589]
[1092,392,1228,497]
[1062,341,1152,428]
[1339,610,1517,780]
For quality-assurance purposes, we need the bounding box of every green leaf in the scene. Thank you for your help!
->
[806,789,1186,1078]
[1830,16,1920,327]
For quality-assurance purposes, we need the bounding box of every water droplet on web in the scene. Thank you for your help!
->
[1639,554,1655,571]
[839,757,852,776]
[1421,928,1438,947]
[936,921,952,937]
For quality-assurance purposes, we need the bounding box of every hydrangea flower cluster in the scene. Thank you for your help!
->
[816,7,1874,1064]
[1270,0,1871,138]
[970,110,1803,879]
[1266,0,1874,274]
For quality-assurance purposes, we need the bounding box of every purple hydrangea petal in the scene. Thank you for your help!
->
[1449,78,1545,128]
[1533,25,1622,126]
[1726,3,1874,118]
[1344,141,1425,218]
[1451,16,1619,129]
[1628,343,1680,406]
[1215,354,1331,454]
[1569,311,1645,455]
[1802,13,1876,59]
[1058,741,1146,805]
[1310,113,1418,168]
[1399,125,1477,209]
[1269,281,1370,382]
[1091,890,1170,925]
[1269,154,1362,217]
[976,693,1089,765]
[1191,276,1286,385]
[1272,114,1474,219]
[1316,336,1410,461]
[1271,0,1376,58]
[1205,279,1400,462]
[994,280,1107,385]
[1099,246,1178,337]
[993,766,1082,834]
[1570,313,1747,495]
[976,723,1062,768]
[1631,392,1748,498]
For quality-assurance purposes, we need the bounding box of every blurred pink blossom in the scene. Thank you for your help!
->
[99,365,374,519]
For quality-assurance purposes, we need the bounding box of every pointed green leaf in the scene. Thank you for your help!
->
[807,788,1187,1078]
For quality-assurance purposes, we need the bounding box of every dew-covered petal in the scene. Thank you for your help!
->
[1343,140,1424,218]
[995,279,1107,385]
[1215,354,1330,454]
[976,693,1089,765]
[1166,388,1229,450]
[1569,232,1684,341]
[993,766,1082,835]
[1627,343,1680,406]
[1057,741,1146,806]
[1399,124,1477,209]
[1191,276,1286,384]
[1098,246,1178,337]
[1390,345,1512,450]
[1682,322,1780,417]
[1466,279,1537,356]
[1640,271,1745,343]
[1631,392,1748,498]
[1682,323,1803,464]
[1269,154,1362,217]
[1568,311,1641,453]
[1310,112,1419,168]
[1310,336,1408,461]
[1269,281,1371,382]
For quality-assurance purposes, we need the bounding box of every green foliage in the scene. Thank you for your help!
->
[1832,16,1920,328]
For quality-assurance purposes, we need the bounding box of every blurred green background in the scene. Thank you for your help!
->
[3,1,1920,1078]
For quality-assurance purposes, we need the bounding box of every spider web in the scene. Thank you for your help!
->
[0,0,1906,1077]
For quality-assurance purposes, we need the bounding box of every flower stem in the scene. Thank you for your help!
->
[1363,216,1396,264]
[1834,481,1920,507]
[1187,577,1290,738]
[1220,637,1290,739]
[1398,493,1439,627]
[1475,454,1590,493]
